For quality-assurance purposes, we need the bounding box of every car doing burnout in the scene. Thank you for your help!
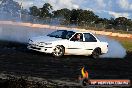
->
[27,30,108,58]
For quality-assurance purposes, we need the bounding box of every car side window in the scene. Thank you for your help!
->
[65,31,75,39]
[48,30,64,37]
[84,33,97,42]
[70,33,83,42]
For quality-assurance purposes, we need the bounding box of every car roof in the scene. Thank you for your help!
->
[76,31,93,33]
[57,29,93,34]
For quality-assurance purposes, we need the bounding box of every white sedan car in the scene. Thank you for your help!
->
[27,30,108,58]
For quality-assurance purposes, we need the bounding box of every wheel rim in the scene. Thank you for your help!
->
[53,46,63,56]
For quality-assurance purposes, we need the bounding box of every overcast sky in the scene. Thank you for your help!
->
[14,0,132,19]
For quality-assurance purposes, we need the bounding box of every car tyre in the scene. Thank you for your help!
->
[52,45,65,57]
[92,48,100,59]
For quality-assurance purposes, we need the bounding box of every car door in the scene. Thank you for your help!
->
[83,33,98,55]
[66,33,86,55]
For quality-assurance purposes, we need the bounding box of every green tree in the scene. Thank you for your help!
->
[39,3,53,18]
[115,17,128,26]
[114,17,132,30]
[77,10,98,25]
[126,19,132,27]
[53,8,71,24]
[29,6,40,16]
[70,9,82,24]
[53,8,70,18]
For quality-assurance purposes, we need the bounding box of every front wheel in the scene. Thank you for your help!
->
[92,49,100,59]
[52,45,65,57]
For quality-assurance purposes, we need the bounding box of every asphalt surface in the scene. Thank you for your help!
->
[0,41,132,83]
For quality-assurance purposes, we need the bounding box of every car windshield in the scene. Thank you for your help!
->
[47,30,75,39]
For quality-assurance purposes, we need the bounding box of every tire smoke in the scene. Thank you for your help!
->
[0,24,53,43]
[98,35,126,58]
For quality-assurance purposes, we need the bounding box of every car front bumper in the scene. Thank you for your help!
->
[27,44,53,54]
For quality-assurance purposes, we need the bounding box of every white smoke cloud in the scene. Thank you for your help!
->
[98,36,126,58]
[0,24,52,43]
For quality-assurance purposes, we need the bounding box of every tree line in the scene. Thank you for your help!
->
[0,0,132,31]
[29,3,132,31]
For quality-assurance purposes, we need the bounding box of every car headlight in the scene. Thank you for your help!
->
[39,42,52,45]
[45,43,52,45]
[39,42,45,45]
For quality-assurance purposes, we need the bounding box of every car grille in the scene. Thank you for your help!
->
[28,43,44,50]
[30,46,41,50]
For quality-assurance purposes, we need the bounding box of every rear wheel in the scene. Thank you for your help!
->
[92,48,101,59]
[52,45,65,57]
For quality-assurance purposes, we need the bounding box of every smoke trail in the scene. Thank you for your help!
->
[97,35,126,58]
[0,24,53,43]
